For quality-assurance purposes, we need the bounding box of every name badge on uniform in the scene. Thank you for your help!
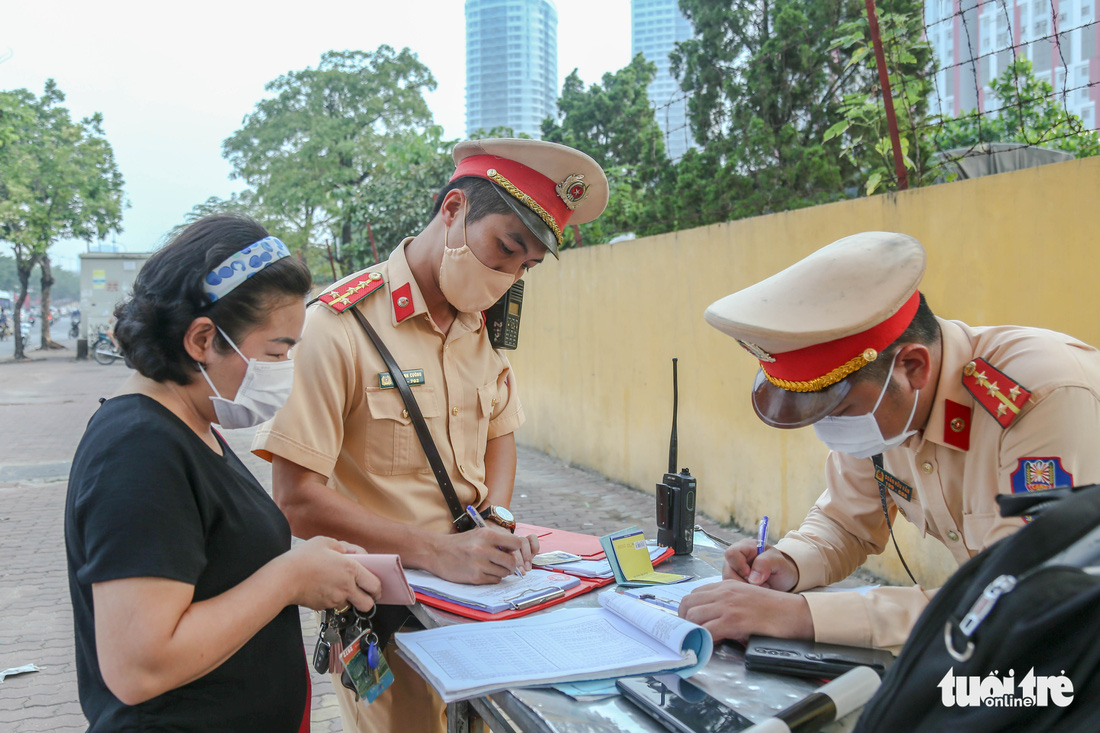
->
[378,369,425,389]
[874,465,914,502]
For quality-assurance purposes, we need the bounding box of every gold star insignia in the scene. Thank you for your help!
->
[974,371,987,382]
[1009,385,1021,400]
[986,381,1000,397]
[997,403,1008,417]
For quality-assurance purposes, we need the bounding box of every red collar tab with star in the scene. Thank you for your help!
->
[961,358,1032,429]
[316,271,385,313]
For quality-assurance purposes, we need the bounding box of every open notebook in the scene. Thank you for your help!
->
[394,592,713,703]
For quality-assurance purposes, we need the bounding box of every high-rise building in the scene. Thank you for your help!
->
[465,0,559,139]
[631,0,697,160]
[925,0,1097,131]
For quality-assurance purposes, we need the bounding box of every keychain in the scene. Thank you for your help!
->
[312,617,331,675]
[339,627,394,704]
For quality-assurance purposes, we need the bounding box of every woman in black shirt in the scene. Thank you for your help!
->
[66,215,381,732]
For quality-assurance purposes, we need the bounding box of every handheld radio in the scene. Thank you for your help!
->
[485,280,524,350]
[656,358,696,555]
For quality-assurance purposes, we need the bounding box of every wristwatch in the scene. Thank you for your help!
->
[483,505,516,532]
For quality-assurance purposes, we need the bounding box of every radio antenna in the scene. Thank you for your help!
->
[668,358,678,475]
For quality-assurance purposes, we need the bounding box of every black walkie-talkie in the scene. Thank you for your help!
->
[656,358,696,555]
[485,280,523,350]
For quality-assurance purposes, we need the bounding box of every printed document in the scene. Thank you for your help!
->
[404,568,580,613]
[395,591,713,702]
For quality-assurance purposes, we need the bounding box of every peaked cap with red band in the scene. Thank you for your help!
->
[451,138,608,258]
[704,232,927,428]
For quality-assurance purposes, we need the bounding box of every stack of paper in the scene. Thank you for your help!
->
[404,569,580,613]
[394,592,714,703]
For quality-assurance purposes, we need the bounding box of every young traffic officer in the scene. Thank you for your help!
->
[253,139,608,732]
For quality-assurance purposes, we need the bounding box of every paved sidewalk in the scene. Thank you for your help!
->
[0,350,737,732]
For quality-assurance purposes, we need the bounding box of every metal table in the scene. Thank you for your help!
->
[409,543,860,733]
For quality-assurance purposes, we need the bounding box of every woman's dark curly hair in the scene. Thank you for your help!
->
[114,214,312,385]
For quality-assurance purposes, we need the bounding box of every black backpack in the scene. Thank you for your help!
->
[855,484,1100,732]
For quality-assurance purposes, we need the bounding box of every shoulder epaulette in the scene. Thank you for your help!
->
[316,271,385,313]
[962,357,1032,429]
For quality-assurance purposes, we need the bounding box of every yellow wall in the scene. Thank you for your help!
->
[511,157,1100,585]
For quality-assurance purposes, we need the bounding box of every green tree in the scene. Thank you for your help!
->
[671,0,867,225]
[825,4,937,193]
[541,54,670,244]
[222,47,437,267]
[342,127,456,274]
[936,57,1100,157]
[0,81,125,358]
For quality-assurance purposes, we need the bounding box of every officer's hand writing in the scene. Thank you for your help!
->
[432,527,532,584]
[678,581,813,645]
[279,536,381,613]
[722,538,799,591]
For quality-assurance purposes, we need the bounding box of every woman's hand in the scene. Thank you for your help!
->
[279,536,382,612]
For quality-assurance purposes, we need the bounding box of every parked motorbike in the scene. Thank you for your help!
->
[92,327,122,365]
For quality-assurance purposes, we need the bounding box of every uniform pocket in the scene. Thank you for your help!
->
[962,511,995,552]
[474,380,499,465]
[364,385,442,475]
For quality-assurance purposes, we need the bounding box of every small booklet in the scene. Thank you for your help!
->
[394,592,714,703]
[541,545,671,579]
[403,569,580,613]
[600,527,693,586]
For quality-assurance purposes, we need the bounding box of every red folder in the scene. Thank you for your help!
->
[517,523,607,559]
[413,526,679,620]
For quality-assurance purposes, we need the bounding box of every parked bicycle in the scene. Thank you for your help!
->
[92,327,122,365]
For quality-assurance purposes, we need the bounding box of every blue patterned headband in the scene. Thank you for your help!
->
[202,237,291,303]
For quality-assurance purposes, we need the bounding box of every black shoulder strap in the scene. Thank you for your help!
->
[348,307,469,530]
[873,453,919,585]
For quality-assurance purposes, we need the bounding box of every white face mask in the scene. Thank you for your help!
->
[198,327,294,429]
[438,204,517,313]
[813,352,920,459]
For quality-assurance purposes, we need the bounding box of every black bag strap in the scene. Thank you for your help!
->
[872,453,919,585]
[347,307,469,529]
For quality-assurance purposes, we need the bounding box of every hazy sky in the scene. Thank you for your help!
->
[1,0,632,272]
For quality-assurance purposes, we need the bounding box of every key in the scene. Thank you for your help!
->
[313,621,331,674]
[367,637,381,684]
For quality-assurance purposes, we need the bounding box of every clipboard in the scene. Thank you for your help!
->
[414,575,606,621]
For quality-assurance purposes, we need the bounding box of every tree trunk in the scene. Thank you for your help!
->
[12,253,38,360]
[38,253,64,350]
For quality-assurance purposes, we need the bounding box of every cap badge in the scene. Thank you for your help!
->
[556,173,590,211]
[737,340,776,363]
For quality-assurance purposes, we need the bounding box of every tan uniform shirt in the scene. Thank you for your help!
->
[253,240,525,533]
[775,318,1100,650]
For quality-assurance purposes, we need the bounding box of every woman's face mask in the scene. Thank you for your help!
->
[198,326,294,429]
[812,351,920,459]
[438,203,517,313]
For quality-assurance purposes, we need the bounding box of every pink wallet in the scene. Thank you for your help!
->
[349,554,416,606]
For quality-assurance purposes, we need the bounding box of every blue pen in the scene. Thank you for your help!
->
[467,505,523,577]
[757,516,769,555]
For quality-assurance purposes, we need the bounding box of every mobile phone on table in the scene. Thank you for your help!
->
[744,635,894,679]
[616,675,754,733]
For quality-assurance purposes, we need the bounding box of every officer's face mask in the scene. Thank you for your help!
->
[812,351,919,459]
[438,202,517,313]
[197,326,294,429]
